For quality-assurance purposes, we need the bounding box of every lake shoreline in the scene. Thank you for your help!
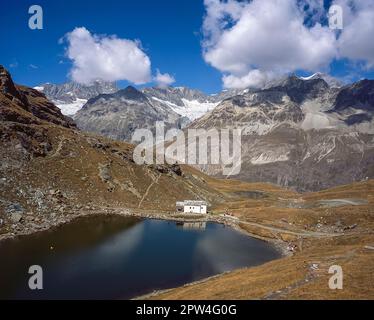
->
[0,209,286,300]
[0,208,289,256]
[0,208,290,300]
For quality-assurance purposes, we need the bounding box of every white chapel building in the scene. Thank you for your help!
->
[176,201,208,214]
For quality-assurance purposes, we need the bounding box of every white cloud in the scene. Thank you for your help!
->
[154,69,175,87]
[63,27,152,85]
[303,0,326,26]
[203,0,374,89]
[334,0,374,68]
[223,69,273,89]
[202,0,337,89]
[202,0,246,47]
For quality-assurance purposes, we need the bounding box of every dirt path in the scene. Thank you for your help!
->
[49,136,66,158]
[264,274,317,300]
[239,220,344,238]
[317,198,368,207]
[138,174,161,208]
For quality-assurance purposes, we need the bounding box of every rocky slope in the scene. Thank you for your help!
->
[73,86,185,142]
[190,76,374,191]
[0,65,223,236]
[0,65,76,157]
[35,80,118,116]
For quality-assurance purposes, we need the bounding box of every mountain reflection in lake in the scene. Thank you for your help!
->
[0,215,281,299]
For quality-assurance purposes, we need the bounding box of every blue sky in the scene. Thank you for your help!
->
[1,0,374,94]
[1,0,222,92]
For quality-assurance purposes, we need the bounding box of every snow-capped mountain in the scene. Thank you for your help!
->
[142,86,220,121]
[34,80,118,116]
[299,72,343,88]
[73,85,233,141]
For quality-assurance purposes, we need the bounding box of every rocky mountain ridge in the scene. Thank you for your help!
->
[190,76,374,191]
[35,80,118,116]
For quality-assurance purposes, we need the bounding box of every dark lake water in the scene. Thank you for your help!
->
[0,215,281,299]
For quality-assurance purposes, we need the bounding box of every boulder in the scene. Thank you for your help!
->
[6,203,24,214]
[6,203,24,223]
[9,212,23,223]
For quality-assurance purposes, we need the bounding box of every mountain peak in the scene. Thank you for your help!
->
[116,85,147,101]
[142,85,211,107]
[123,85,138,92]
[36,80,118,102]
[83,85,148,107]
[299,72,325,80]
[0,65,27,105]
[299,72,343,88]
[354,78,374,87]
[0,66,75,129]
[333,79,374,112]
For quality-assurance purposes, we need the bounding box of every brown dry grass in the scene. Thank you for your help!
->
[149,178,374,300]
[151,235,374,300]
[0,124,223,217]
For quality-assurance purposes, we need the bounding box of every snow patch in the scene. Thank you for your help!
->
[299,73,319,81]
[181,99,219,120]
[250,152,289,165]
[54,98,88,116]
[151,97,219,121]
[301,113,333,130]
[301,101,342,130]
